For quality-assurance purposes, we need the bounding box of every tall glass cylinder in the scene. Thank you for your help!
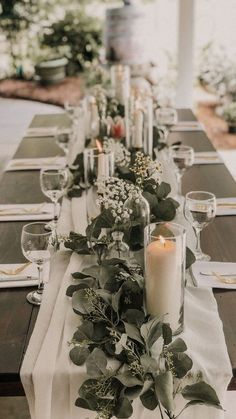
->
[124,190,150,249]
[144,222,186,335]
[83,148,114,188]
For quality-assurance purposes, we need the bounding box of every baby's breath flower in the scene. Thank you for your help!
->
[103,138,130,167]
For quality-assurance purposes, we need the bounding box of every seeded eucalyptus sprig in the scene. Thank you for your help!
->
[67,257,222,419]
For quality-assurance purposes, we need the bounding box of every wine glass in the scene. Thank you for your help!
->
[64,100,83,124]
[55,128,73,155]
[184,191,216,261]
[40,168,69,242]
[155,107,178,140]
[170,145,194,198]
[21,222,52,305]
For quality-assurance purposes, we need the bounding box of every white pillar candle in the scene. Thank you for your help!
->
[133,109,143,149]
[145,238,182,331]
[111,65,130,105]
[147,97,153,156]
[125,98,130,149]
[97,153,107,179]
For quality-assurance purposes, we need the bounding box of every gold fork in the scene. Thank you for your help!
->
[212,271,236,285]
[0,262,32,276]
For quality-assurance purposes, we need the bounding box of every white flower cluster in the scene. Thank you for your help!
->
[131,151,162,187]
[96,177,138,224]
[103,138,131,167]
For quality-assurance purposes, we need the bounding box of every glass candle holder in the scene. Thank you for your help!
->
[83,147,115,188]
[144,222,186,335]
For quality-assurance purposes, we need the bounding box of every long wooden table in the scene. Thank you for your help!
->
[0,109,235,396]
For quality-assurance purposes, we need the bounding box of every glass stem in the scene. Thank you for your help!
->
[177,172,183,197]
[37,265,44,295]
[195,227,202,256]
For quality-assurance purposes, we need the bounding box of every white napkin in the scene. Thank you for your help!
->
[6,157,66,171]
[191,261,236,289]
[171,121,203,132]
[25,127,58,138]
[0,262,50,288]
[216,197,236,216]
[0,203,54,221]
[194,151,222,165]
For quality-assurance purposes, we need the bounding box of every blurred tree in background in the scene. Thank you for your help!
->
[0,0,105,78]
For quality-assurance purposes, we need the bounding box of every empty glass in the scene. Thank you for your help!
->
[56,128,73,155]
[170,145,194,197]
[155,107,178,139]
[184,191,216,261]
[21,222,52,305]
[40,168,69,241]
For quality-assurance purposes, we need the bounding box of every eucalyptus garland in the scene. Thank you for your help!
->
[66,257,222,419]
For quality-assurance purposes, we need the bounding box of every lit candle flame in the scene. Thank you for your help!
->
[159,235,166,247]
[96,139,103,153]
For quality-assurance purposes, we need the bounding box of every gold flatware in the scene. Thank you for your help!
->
[212,271,236,285]
[0,262,32,276]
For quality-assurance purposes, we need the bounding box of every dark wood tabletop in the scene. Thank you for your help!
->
[0,109,235,396]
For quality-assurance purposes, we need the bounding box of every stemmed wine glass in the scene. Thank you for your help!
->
[155,107,178,140]
[40,168,69,244]
[21,222,52,305]
[56,128,73,155]
[170,145,194,198]
[184,191,216,261]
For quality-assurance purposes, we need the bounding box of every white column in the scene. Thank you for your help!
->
[175,0,195,108]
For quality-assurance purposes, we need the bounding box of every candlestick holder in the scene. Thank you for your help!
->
[144,222,186,335]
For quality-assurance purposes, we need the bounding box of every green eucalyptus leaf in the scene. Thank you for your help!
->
[112,286,123,312]
[168,338,187,353]
[182,399,223,411]
[172,352,193,378]
[116,371,143,387]
[64,232,90,254]
[140,387,159,410]
[162,323,172,345]
[181,381,222,408]
[95,289,112,305]
[153,198,176,221]
[86,209,114,239]
[123,309,145,327]
[155,371,174,412]
[186,247,196,269]
[142,191,158,212]
[70,346,90,366]
[72,289,94,315]
[123,322,143,344]
[140,355,158,373]
[124,385,143,400]
[114,396,133,419]
[86,348,107,377]
[75,397,95,411]
[72,271,91,279]
[66,283,89,297]
[73,321,94,343]
[141,317,163,349]
[156,182,171,199]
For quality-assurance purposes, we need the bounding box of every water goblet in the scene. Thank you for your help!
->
[40,167,69,244]
[21,222,52,305]
[55,128,73,155]
[184,191,216,261]
[155,107,178,140]
[170,145,194,198]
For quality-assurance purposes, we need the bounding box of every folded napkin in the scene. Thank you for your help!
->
[0,203,54,221]
[25,127,58,138]
[191,261,236,289]
[194,151,222,165]
[0,262,50,288]
[6,157,66,171]
[216,197,236,216]
[171,121,203,132]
